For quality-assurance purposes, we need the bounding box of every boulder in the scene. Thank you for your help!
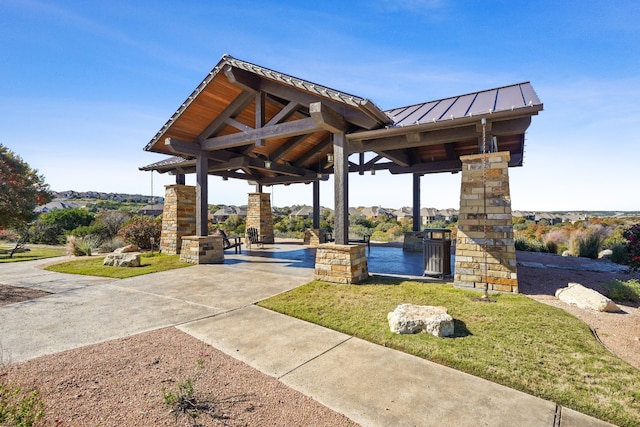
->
[387,304,454,337]
[555,282,619,312]
[114,244,139,253]
[103,252,141,267]
[598,249,613,259]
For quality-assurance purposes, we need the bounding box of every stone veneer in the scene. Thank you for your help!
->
[403,231,425,252]
[159,185,197,255]
[245,193,274,244]
[454,152,518,293]
[314,243,369,284]
[179,235,224,264]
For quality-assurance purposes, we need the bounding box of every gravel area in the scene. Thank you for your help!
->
[0,327,358,427]
[1,251,639,425]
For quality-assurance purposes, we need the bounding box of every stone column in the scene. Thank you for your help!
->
[454,152,518,293]
[246,192,274,244]
[314,243,369,284]
[159,185,196,254]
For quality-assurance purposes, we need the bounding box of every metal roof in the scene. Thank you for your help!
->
[386,82,541,127]
[140,55,543,181]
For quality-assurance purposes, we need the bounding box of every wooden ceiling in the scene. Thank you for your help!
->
[142,55,543,184]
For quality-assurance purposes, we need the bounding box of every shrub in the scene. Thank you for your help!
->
[66,235,101,256]
[622,223,640,270]
[609,243,629,265]
[98,236,126,253]
[601,279,640,303]
[569,229,605,259]
[515,237,551,253]
[0,381,44,427]
[70,224,107,240]
[117,216,161,250]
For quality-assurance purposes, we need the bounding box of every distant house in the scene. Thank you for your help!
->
[420,207,443,225]
[211,205,247,223]
[513,211,536,221]
[35,200,78,213]
[139,203,164,217]
[535,213,562,225]
[290,205,313,219]
[393,207,413,221]
[361,206,395,219]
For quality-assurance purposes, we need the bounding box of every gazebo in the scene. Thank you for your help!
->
[141,55,542,292]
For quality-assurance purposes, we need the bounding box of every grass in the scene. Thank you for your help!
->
[0,246,67,263]
[44,253,192,278]
[258,277,640,427]
[602,279,640,304]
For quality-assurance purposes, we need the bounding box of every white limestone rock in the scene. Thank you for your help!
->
[555,282,619,312]
[114,244,139,253]
[103,252,141,267]
[387,304,454,337]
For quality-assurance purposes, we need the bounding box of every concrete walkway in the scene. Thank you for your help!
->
[0,243,614,427]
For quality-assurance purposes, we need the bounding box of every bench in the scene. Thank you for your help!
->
[246,227,264,249]
[323,232,371,249]
[219,230,242,254]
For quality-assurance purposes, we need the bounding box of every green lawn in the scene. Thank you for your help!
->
[0,246,67,263]
[44,253,192,278]
[258,277,640,427]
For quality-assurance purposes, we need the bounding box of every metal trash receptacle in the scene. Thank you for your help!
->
[423,228,452,279]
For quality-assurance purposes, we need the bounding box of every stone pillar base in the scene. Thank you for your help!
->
[179,235,224,264]
[314,244,369,284]
[454,152,518,293]
[402,231,425,252]
[305,229,330,246]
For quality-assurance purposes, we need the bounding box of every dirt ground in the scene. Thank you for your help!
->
[1,251,639,426]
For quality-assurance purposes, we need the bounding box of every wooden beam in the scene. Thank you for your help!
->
[389,159,462,174]
[165,138,202,157]
[224,65,259,93]
[289,136,330,167]
[312,180,320,229]
[258,79,381,130]
[444,143,457,160]
[225,117,253,132]
[255,91,266,147]
[350,125,477,153]
[413,174,421,231]
[310,102,346,133]
[379,149,411,167]
[196,153,208,237]
[266,100,300,126]
[270,133,311,161]
[201,117,323,151]
[333,132,349,245]
[197,90,254,141]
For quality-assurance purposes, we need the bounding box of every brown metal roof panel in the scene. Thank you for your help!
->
[519,82,542,106]
[398,101,440,124]
[494,84,527,111]
[419,97,457,122]
[445,93,478,120]
[466,89,497,116]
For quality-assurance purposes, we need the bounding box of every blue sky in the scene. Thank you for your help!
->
[2,0,639,211]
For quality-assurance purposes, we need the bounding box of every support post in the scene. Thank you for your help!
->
[312,180,320,229]
[333,132,348,245]
[412,173,421,231]
[196,153,208,237]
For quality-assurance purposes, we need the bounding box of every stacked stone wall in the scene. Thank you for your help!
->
[179,235,223,264]
[246,193,274,244]
[454,152,518,293]
[314,244,369,284]
[159,185,196,255]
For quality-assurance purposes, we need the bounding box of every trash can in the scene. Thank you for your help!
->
[423,228,452,279]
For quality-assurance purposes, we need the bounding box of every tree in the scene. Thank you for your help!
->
[0,143,51,229]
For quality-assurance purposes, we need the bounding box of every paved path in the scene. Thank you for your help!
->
[0,243,615,426]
